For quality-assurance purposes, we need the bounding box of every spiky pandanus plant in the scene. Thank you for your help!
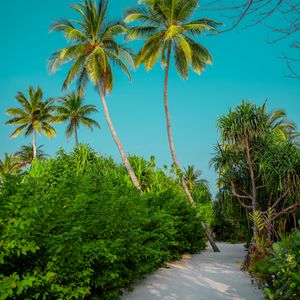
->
[55,92,100,146]
[5,87,56,158]
[125,0,221,251]
[49,0,141,190]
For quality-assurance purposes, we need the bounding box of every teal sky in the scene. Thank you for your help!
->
[1,0,299,195]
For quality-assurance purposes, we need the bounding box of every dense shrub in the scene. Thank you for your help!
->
[0,146,206,299]
[212,191,251,243]
[254,227,300,300]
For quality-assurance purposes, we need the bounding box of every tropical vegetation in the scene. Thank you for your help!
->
[0,145,207,299]
[212,101,300,299]
[15,144,47,167]
[125,0,220,204]
[5,87,56,158]
[49,0,141,190]
[54,92,100,146]
[0,1,299,300]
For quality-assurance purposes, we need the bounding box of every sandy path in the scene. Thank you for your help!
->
[122,243,264,300]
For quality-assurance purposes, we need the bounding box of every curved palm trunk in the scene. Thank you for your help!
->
[164,43,219,252]
[32,130,37,158]
[97,81,141,191]
[74,125,79,146]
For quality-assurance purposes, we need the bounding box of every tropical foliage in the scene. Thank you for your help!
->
[5,87,56,158]
[212,189,251,243]
[15,144,47,167]
[0,154,20,177]
[184,165,207,190]
[54,93,100,145]
[0,145,206,299]
[125,0,220,206]
[212,101,300,237]
[49,0,141,190]
[1,1,299,299]
[125,0,220,77]
[255,227,300,300]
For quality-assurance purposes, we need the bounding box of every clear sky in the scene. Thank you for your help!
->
[0,0,299,195]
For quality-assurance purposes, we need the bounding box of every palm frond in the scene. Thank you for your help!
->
[174,42,188,79]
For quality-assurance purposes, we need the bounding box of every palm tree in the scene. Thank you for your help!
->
[5,87,56,158]
[49,0,141,190]
[125,0,220,203]
[55,93,100,146]
[15,144,47,167]
[0,153,20,176]
[184,165,207,190]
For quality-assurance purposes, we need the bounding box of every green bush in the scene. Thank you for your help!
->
[212,191,251,243]
[0,146,206,299]
[255,228,300,300]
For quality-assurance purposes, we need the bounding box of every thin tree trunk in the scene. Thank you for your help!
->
[292,213,297,229]
[164,42,220,252]
[245,138,258,237]
[97,81,141,191]
[74,125,79,146]
[32,130,37,158]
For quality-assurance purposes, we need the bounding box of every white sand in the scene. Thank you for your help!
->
[122,243,264,300]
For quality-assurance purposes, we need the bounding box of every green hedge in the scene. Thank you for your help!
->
[0,147,206,299]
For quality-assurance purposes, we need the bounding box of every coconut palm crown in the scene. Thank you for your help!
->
[184,165,207,190]
[5,87,56,157]
[15,144,47,167]
[125,0,221,77]
[49,0,133,93]
[55,93,100,146]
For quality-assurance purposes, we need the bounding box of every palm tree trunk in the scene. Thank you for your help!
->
[32,130,37,158]
[164,42,220,252]
[74,125,79,146]
[97,81,141,191]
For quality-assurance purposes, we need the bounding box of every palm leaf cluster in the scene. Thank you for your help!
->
[5,86,56,139]
[15,144,47,166]
[184,165,206,190]
[49,0,133,94]
[55,93,100,145]
[125,0,221,77]
[0,153,20,176]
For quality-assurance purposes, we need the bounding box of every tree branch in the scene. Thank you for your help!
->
[273,202,300,220]
[231,182,253,209]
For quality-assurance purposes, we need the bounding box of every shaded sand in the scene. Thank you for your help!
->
[122,243,264,300]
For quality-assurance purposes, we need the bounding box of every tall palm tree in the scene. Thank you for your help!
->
[49,0,141,190]
[5,87,56,158]
[0,153,20,176]
[125,0,220,203]
[55,93,100,146]
[15,144,47,167]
